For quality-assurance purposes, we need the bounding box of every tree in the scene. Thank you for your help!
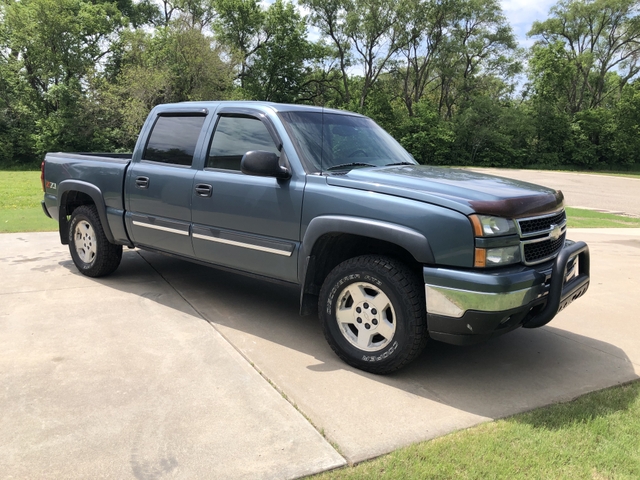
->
[213,0,266,88]
[345,0,409,109]
[529,0,640,114]
[242,0,320,102]
[396,0,448,116]
[97,25,233,149]
[301,0,353,104]
[611,80,640,166]
[0,0,128,157]
[434,0,518,119]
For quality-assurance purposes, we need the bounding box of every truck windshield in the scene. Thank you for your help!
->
[279,111,417,173]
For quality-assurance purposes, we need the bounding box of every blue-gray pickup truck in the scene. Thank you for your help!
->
[41,101,590,373]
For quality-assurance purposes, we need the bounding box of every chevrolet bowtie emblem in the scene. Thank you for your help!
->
[549,224,563,241]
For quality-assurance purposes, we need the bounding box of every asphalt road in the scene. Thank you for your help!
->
[467,168,640,217]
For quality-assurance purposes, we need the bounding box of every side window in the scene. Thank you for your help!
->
[143,115,206,166]
[208,116,279,171]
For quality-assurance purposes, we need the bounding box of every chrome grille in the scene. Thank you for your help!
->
[517,210,567,265]
[523,233,566,263]
[518,211,566,235]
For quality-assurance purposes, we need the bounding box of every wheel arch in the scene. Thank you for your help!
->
[298,216,434,315]
[58,180,114,245]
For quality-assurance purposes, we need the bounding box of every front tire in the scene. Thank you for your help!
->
[319,255,428,374]
[68,205,122,277]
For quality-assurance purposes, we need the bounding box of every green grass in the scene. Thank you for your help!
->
[0,171,57,233]
[312,381,640,480]
[566,207,640,228]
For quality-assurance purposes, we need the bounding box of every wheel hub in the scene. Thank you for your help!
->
[74,220,97,264]
[335,282,396,352]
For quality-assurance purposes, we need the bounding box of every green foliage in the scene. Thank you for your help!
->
[0,0,638,171]
[611,81,640,166]
[394,100,456,165]
[242,0,316,102]
[529,0,640,113]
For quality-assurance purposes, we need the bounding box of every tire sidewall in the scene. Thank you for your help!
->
[321,262,413,369]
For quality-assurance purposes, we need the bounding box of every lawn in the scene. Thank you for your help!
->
[566,207,640,228]
[312,381,640,479]
[0,171,57,233]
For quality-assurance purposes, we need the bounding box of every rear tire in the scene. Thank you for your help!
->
[318,255,428,374]
[68,205,122,277]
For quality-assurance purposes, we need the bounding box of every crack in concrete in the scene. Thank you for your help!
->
[134,250,348,463]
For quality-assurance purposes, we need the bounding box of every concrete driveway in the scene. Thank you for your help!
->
[2,170,640,477]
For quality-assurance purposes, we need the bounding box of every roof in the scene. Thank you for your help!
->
[158,100,365,117]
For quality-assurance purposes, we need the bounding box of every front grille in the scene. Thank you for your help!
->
[518,211,566,235]
[516,209,567,265]
[523,233,566,264]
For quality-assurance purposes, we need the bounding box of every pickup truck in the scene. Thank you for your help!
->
[41,101,590,374]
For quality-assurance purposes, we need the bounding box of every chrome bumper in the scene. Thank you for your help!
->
[423,241,590,343]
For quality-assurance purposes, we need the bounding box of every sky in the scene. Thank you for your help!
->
[500,0,557,48]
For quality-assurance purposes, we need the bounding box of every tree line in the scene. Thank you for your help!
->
[1,0,639,170]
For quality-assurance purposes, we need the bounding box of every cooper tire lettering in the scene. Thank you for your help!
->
[318,255,428,374]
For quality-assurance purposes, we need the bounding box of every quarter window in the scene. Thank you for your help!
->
[143,115,206,166]
[208,116,279,171]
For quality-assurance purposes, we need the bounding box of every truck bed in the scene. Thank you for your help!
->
[42,152,133,246]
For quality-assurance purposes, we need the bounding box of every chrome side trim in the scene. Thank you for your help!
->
[132,220,189,236]
[192,233,293,257]
[425,283,548,318]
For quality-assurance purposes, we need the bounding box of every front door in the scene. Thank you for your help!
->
[191,111,304,283]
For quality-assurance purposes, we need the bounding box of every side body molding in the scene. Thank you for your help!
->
[298,215,435,313]
[57,180,115,245]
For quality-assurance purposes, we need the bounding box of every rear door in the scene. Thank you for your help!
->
[191,108,305,283]
[125,111,207,256]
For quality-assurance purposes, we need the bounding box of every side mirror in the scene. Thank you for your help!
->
[241,150,291,179]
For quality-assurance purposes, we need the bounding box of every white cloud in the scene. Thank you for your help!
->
[500,0,556,48]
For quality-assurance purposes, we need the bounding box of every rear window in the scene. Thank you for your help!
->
[143,115,206,166]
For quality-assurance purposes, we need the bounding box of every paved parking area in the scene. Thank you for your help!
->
[1,226,639,477]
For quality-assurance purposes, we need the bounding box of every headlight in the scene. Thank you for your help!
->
[469,215,521,267]
[469,215,518,237]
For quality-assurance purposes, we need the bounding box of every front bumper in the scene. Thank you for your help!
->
[424,240,590,346]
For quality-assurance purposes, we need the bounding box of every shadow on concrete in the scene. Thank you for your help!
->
[59,249,640,423]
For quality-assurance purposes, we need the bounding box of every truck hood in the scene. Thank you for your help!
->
[325,165,564,218]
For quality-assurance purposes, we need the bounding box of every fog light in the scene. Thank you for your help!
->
[485,245,521,266]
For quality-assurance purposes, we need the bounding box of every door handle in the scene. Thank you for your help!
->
[135,176,150,189]
[195,184,213,197]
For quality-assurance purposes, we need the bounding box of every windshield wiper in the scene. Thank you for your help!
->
[384,162,415,167]
[325,162,379,171]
